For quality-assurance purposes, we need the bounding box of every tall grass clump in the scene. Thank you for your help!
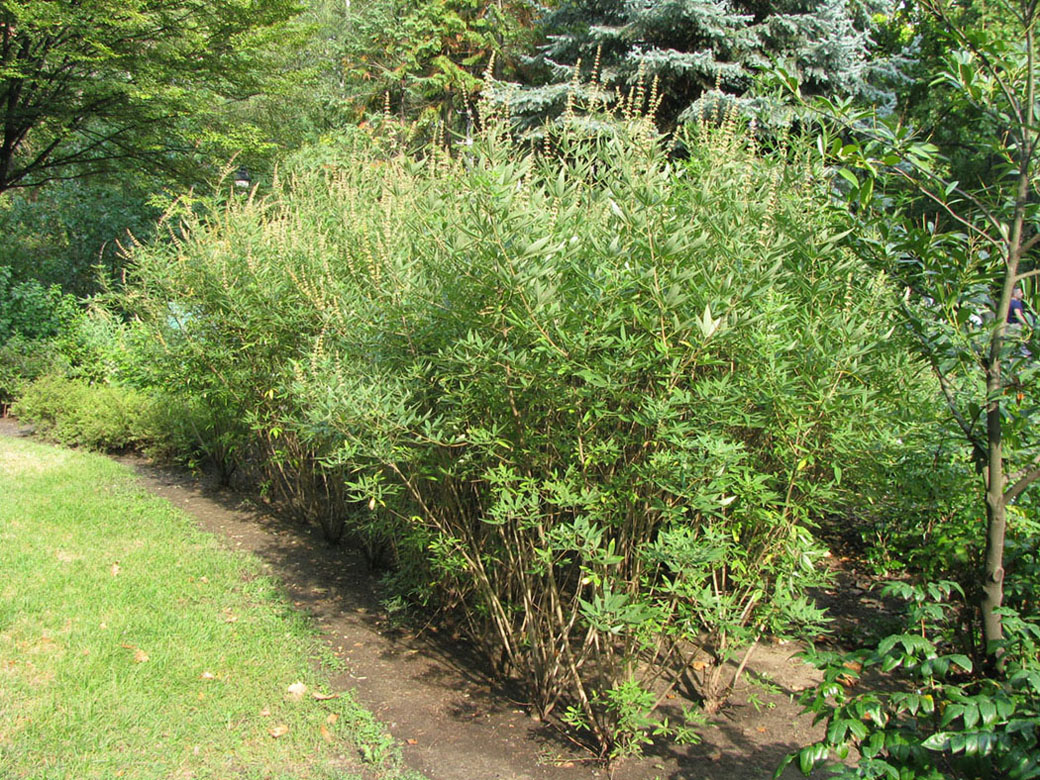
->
[123,114,916,757]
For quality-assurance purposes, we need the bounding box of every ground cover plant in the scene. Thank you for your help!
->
[784,581,1040,780]
[111,99,930,759]
[0,433,415,780]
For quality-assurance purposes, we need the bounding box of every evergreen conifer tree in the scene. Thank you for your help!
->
[490,0,908,130]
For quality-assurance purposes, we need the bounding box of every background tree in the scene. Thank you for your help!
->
[294,0,536,135]
[0,177,160,295]
[0,0,303,193]
[491,0,910,131]
[803,0,1040,658]
[891,0,1024,193]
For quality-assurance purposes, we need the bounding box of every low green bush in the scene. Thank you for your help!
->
[0,265,80,344]
[0,264,82,406]
[0,335,68,406]
[0,264,158,408]
[783,581,1040,780]
[15,374,159,451]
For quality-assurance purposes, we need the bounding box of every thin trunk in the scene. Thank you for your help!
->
[981,391,1007,653]
[979,13,1035,659]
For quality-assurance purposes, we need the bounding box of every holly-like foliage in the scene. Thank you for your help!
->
[784,582,1040,780]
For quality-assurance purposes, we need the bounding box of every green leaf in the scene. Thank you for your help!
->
[963,703,979,729]
[523,235,554,257]
[922,732,951,751]
[837,168,859,189]
[978,698,997,726]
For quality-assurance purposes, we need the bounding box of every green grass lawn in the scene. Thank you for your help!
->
[0,435,419,780]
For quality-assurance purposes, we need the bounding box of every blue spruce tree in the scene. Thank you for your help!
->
[487,0,908,130]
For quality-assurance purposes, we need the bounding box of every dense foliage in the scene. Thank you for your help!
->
[800,0,1040,653]
[4,0,1040,774]
[490,0,911,131]
[0,178,160,295]
[99,112,922,755]
[784,581,1040,779]
[779,1,1040,776]
[0,266,75,403]
[331,0,534,128]
[0,0,302,191]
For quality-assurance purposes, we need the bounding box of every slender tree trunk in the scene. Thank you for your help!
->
[981,387,1006,653]
[981,194,1026,658]
[979,7,1034,653]
[980,246,1020,658]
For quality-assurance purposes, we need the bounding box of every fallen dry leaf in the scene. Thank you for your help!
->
[287,681,307,699]
[312,691,338,701]
[326,712,339,725]
[110,562,121,576]
[259,707,271,717]
[320,724,333,743]
[269,724,289,738]
[133,649,149,663]
[838,660,863,688]
[406,738,418,745]
[200,671,216,680]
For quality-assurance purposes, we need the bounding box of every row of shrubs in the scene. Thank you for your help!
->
[8,116,1034,768]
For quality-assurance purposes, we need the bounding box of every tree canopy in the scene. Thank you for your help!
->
[0,0,302,192]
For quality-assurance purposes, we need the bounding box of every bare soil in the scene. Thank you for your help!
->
[2,417,868,780]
